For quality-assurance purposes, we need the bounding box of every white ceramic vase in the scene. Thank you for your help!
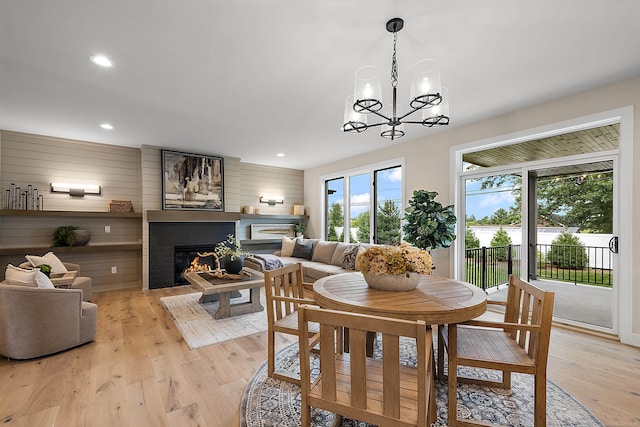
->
[362,271,421,292]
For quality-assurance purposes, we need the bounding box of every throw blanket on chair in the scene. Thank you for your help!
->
[251,254,284,271]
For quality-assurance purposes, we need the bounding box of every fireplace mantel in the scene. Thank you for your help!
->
[146,210,241,222]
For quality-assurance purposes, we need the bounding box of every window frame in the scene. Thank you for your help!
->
[321,158,405,243]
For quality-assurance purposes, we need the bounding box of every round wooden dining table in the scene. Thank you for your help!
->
[313,272,487,426]
[313,272,487,325]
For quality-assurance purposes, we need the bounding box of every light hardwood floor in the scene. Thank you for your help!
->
[1,287,639,426]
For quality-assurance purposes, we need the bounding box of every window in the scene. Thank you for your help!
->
[326,178,344,242]
[324,161,403,243]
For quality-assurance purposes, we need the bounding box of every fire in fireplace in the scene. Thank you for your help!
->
[174,245,216,285]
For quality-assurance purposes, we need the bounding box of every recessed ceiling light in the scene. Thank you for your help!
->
[276,153,285,157]
[100,123,113,130]
[90,55,113,67]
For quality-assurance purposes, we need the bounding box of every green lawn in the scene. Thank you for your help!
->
[465,260,613,289]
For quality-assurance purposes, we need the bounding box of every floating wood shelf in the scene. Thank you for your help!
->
[146,210,241,222]
[240,214,307,220]
[0,209,141,218]
[0,243,142,256]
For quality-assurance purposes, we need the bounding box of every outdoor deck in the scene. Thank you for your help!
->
[488,278,612,329]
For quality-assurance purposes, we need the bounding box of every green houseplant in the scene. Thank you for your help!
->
[52,225,91,246]
[52,225,79,247]
[214,234,251,274]
[403,190,457,250]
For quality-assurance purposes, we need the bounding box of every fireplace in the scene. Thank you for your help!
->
[149,221,235,289]
[174,245,217,285]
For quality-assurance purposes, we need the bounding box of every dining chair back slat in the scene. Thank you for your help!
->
[298,305,436,427]
[441,274,555,426]
[264,263,318,385]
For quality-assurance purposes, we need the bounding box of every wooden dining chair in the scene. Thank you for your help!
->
[298,305,437,427]
[264,263,319,385]
[439,274,555,427]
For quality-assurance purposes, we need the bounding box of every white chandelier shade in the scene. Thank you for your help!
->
[422,86,450,126]
[409,59,442,109]
[342,17,450,140]
[354,66,383,113]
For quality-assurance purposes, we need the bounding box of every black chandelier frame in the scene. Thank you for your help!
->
[343,17,450,140]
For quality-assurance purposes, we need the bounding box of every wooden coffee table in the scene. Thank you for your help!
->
[183,268,265,319]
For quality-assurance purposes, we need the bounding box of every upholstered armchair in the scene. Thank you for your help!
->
[19,261,92,302]
[0,284,97,359]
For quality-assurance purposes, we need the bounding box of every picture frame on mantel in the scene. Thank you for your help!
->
[162,150,224,211]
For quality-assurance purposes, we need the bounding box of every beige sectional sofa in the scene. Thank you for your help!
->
[246,239,365,282]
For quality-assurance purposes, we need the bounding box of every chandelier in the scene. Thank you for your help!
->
[342,18,450,140]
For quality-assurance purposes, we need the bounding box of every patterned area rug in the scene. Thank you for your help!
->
[160,289,267,349]
[241,338,603,427]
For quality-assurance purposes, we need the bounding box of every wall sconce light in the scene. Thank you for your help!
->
[50,183,102,197]
[259,195,284,206]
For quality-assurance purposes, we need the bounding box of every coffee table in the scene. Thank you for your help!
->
[183,268,265,319]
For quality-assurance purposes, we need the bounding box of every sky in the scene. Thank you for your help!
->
[465,178,518,219]
[327,166,402,220]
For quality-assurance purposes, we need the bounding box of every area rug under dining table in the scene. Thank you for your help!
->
[241,338,603,427]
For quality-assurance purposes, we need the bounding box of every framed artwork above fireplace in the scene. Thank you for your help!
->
[162,150,224,211]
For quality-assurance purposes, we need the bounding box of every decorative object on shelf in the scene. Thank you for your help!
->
[342,17,450,141]
[162,150,224,211]
[357,243,432,291]
[242,205,254,214]
[294,222,305,238]
[73,229,91,246]
[52,225,91,246]
[50,182,101,197]
[3,182,44,210]
[214,234,251,274]
[259,195,284,206]
[109,200,134,212]
[251,223,295,240]
[403,190,456,250]
[292,205,305,215]
[254,208,261,215]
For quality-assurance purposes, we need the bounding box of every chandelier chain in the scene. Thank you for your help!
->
[391,31,398,88]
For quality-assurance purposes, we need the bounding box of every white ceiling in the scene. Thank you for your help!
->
[1,0,640,170]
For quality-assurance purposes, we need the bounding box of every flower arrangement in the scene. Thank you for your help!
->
[214,234,251,260]
[357,243,433,276]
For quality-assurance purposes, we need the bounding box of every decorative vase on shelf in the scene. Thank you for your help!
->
[72,229,91,246]
[223,255,244,274]
[362,271,421,292]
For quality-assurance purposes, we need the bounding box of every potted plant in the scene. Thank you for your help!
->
[356,243,433,291]
[402,190,456,251]
[52,225,91,246]
[52,225,79,246]
[294,222,306,237]
[214,234,251,274]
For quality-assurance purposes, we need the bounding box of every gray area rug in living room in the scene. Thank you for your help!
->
[160,290,267,349]
[241,339,603,427]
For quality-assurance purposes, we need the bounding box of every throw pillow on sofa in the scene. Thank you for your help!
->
[4,264,38,287]
[26,252,68,274]
[280,236,301,257]
[291,240,313,260]
[311,241,338,264]
[4,264,56,289]
[34,270,55,289]
[341,245,360,270]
